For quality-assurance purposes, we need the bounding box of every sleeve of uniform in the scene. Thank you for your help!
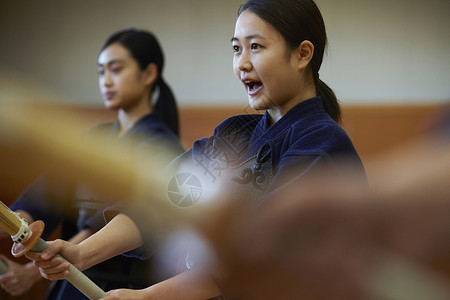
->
[82,208,109,232]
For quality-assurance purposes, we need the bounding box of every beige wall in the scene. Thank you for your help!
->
[0,0,449,107]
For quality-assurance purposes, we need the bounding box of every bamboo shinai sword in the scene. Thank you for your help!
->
[0,200,107,299]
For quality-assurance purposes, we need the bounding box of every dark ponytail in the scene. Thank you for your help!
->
[239,0,341,123]
[101,28,179,135]
[315,77,341,124]
[154,77,179,136]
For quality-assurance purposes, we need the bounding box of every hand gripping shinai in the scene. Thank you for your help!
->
[0,201,107,299]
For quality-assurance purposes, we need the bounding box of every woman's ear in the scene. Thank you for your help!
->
[295,40,314,71]
[143,63,158,87]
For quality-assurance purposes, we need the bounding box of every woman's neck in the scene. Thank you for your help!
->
[267,84,316,127]
[117,98,153,137]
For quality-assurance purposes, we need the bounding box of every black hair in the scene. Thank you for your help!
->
[101,28,179,135]
[238,0,341,123]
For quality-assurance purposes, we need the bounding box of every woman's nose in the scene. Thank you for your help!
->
[237,51,252,73]
[102,72,113,87]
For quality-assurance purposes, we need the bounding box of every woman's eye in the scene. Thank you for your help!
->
[97,69,104,76]
[251,43,261,50]
[111,67,122,74]
[232,45,241,52]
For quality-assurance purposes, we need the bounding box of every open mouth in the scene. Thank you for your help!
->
[104,92,116,100]
[244,80,263,94]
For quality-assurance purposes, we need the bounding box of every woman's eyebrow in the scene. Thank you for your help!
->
[231,34,265,42]
[97,59,125,67]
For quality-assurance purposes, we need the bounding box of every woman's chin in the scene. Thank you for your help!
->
[249,98,271,111]
[103,100,120,111]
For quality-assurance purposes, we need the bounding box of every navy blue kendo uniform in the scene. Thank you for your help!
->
[110,97,366,274]
[11,112,184,300]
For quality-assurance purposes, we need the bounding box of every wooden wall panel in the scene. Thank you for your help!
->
[341,104,446,158]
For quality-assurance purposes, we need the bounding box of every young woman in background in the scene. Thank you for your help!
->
[0,28,184,299]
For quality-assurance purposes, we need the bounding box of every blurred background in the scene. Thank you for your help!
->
[1,0,449,106]
[0,0,449,299]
